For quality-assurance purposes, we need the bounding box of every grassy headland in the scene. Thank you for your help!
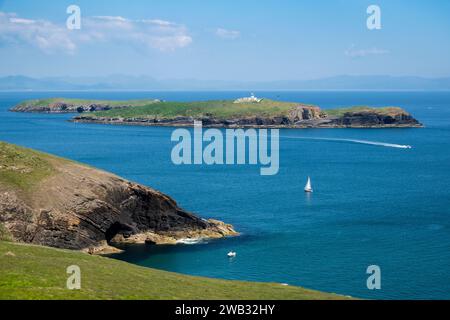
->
[0,141,238,251]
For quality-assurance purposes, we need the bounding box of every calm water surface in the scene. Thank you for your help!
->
[1,91,449,299]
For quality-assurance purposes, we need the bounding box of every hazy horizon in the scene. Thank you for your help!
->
[2,74,450,91]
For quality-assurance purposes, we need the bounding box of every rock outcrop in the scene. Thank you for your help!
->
[325,109,420,127]
[0,144,237,253]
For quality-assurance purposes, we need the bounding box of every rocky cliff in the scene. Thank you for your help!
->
[0,142,236,253]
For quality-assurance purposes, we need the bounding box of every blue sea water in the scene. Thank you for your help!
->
[0,91,449,300]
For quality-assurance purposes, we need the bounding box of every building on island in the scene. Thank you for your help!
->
[233,93,263,104]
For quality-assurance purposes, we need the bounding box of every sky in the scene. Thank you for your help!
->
[1,0,450,81]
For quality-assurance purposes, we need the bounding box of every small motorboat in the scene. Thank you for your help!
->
[227,251,237,257]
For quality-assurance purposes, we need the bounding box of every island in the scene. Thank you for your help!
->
[11,98,161,113]
[0,141,236,254]
[12,97,422,128]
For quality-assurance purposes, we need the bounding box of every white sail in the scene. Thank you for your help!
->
[304,177,313,192]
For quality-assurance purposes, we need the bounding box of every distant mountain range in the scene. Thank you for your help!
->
[1,75,450,91]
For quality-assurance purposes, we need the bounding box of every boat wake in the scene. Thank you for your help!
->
[281,136,412,149]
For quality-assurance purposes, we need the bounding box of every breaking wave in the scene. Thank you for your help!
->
[176,238,205,245]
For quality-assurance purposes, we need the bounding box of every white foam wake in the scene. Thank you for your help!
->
[281,136,412,149]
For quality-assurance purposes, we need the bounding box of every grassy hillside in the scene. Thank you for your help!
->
[0,241,348,300]
[0,142,56,191]
[90,99,307,119]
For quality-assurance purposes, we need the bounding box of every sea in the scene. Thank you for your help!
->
[0,91,449,300]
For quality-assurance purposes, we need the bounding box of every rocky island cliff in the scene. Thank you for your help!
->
[0,142,236,253]
[74,105,421,128]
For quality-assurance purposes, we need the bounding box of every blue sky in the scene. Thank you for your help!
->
[1,0,450,80]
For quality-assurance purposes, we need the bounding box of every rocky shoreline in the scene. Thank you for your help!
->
[72,108,422,128]
[71,117,423,128]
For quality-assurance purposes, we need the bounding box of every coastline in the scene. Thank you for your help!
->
[83,219,238,255]
[71,117,424,129]
[0,141,238,255]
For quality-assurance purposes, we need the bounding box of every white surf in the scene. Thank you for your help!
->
[176,238,204,245]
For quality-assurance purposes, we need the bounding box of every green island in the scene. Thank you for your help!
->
[12,98,161,113]
[0,141,349,299]
[12,97,422,128]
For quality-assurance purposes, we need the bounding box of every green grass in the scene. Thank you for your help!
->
[15,98,159,108]
[0,241,348,300]
[0,142,55,191]
[90,99,306,119]
[88,100,406,121]
[325,106,406,117]
[16,98,408,121]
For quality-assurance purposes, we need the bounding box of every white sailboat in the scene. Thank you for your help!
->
[304,176,313,193]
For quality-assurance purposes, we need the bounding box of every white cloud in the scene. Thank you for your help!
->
[0,11,192,54]
[215,28,240,40]
[0,12,76,53]
[345,44,389,58]
[9,17,36,25]
[143,19,176,27]
[84,16,192,51]
[92,16,128,22]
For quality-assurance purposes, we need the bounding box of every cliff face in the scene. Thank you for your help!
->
[289,105,325,121]
[326,109,420,127]
[0,143,236,253]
